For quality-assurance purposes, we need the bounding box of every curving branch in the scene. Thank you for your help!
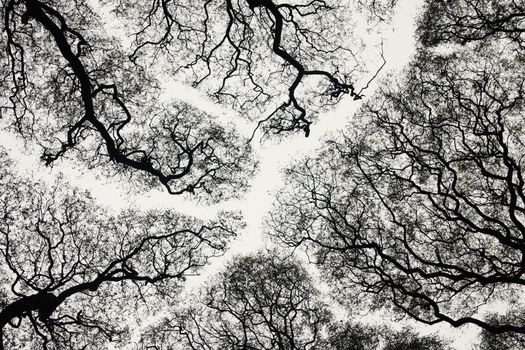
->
[123,0,393,137]
[269,47,525,336]
[0,151,241,349]
[1,0,256,198]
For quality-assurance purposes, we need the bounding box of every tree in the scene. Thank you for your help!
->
[325,324,451,350]
[321,322,452,350]
[141,251,331,350]
[322,323,452,350]
[138,251,451,350]
[1,0,396,183]
[479,309,525,350]
[269,45,525,336]
[417,0,525,49]
[320,321,381,350]
[116,0,396,137]
[1,0,257,198]
[382,328,452,350]
[0,148,242,349]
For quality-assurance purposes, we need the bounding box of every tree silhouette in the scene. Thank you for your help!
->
[418,0,525,49]
[141,251,331,350]
[382,328,452,350]
[1,0,256,198]
[479,309,525,350]
[0,149,241,349]
[108,0,396,137]
[138,251,451,350]
[0,0,399,197]
[322,323,452,350]
[321,321,381,350]
[269,45,525,336]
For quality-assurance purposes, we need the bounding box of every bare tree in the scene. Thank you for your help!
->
[417,0,525,48]
[138,251,451,350]
[269,45,525,336]
[110,0,397,137]
[0,149,242,349]
[1,0,257,198]
[141,251,331,350]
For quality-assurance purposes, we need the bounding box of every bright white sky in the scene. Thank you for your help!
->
[0,1,486,348]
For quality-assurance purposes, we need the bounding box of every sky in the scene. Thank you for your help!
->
[0,0,486,348]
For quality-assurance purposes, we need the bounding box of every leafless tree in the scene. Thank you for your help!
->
[269,46,525,336]
[0,149,242,349]
[417,0,525,49]
[1,0,257,198]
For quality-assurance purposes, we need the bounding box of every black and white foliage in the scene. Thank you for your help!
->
[116,0,394,137]
[479,308,525,349]
[269,0,525,344]
[418,0,525,48]
[269,44,525,334]
[139,251,451,350]
[0,150,241,349]
[2,0,257,198]
[1,0,525,349]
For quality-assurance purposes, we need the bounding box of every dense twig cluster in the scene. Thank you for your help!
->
[270,0,525,343]
[2,0,256,198]
[139,251,451,350]
[0,150,241,349]
[418,0,525,48]
[7,0,525,348]
[117,0,392,137]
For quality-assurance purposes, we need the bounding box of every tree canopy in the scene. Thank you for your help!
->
[2,0,258,199]
[116,0,395,137]
[270,0,525,340]
[5,0,525,348]
[479,308,525,349]
[0,0,393,201]
[141,251,331,349]
[418,0,525,48]
[139,251,451,350]
[0,0,404,348]
[0,149,242,349]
